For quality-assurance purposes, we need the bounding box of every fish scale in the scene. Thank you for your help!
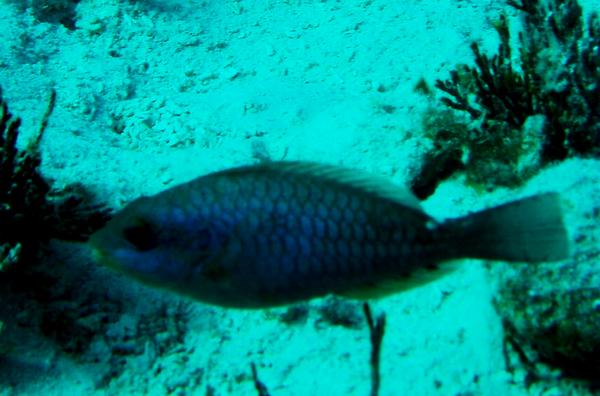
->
[90,161,569,308]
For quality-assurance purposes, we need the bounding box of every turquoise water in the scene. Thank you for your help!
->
[0,1,599,395]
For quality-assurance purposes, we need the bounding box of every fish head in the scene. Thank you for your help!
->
[89,195,230,291]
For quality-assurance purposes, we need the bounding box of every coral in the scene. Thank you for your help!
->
[492,258,600,384]
[412,0,600,196]
[501,287,600,381]
[0,87,110,270]
[0,86,116,381]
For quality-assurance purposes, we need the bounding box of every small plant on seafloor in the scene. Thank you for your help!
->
[411,0,600,198]
[0,86,110,272]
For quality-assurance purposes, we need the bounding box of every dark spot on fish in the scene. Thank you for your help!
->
[123,219,159,251]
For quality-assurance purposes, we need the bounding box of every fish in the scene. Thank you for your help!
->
[90,162,569,308]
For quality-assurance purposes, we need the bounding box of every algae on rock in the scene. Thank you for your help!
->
[413,0,600,197]
[0,87,110,270]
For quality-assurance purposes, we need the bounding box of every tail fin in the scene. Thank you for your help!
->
[443,193,569,262]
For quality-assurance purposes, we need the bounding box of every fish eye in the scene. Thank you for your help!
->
[122,219,159,252]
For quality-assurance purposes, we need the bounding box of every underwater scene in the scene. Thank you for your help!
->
[1,0,600,395]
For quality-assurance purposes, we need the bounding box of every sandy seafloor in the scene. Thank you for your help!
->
[0,0,599,395]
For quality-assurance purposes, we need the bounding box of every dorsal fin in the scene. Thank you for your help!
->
[223,161,423,211]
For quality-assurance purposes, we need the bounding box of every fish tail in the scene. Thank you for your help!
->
[442,193,569,262]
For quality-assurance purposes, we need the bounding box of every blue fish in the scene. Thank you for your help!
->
[90,162,569,308]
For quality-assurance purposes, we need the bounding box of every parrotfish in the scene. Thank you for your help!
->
[90,162,569,308]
